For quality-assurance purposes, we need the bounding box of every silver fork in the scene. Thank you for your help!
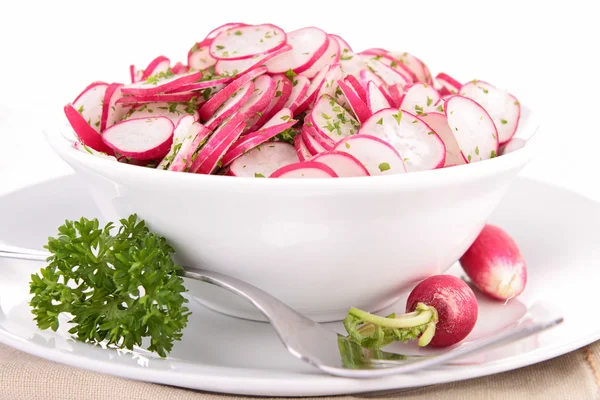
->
[0,246,563,378]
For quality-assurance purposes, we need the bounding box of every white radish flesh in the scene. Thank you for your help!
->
[400,83,441,114]
[210,24,286,60]
[358,51,415,83]
[366,81,391,113]
[310,151,370,177]
[206,23,248,40]
[73,82,108,133]
[330,34,353,53]
[188,39,217,71]
[388,51,428,83]
[336,79,370,123]
[247,74,292,131]
[229,142,299,177]
[358,109,446,171]
[302,125,328,155]
[122,102,198,124]
[419,112,467,167]
[157,115,196,169]
[459,80,520,144]
[204,80,254,130]
[295,64,330,114]
[101,83,125,132]
[435,73,461,96]
[169,75,232,93]
[284,75,310,114]
[445,95,499,163]
[214,44,291,77]
[168,123,212,172]
[102,117,174,160]
[304,124,335,150]
[73,141,117,161]
[238,75,275,119]
[140,56,171,81]
[309,94,361,143]
[294,132,312,161]
[366,59,411,87]
[270,161,338,178]
[333,134,406,176]
[64,104,114,154]
[317,64,347,107]
[299,35,340,78]
[116,92,201,105]
[265,27,329,74]
[459,224,527,301]
[121,70,203,97]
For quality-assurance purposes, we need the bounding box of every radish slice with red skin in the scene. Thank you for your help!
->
[419,112,467,167]
[102,117,174,160]
[229,141,298,177]
[333,134,406,175]
[189,113,246,173]
[101,83,125,132]
[168,123,212,172]
[116,92,202,105]
[400,83,441,114]
[122,102,199,124]
[73,141,117,161]
[171,62,189,75]
[358,109,446,171]
[130,65,143,83]
[459,80,520,144]
[386,84,404,108]
[344,75,367,103]
[460,224,527,301]
[270,161,338,178]
[305,124,335,150]
[316,64,347,108]
[405,275,478,348]
[284,75,310,114]
[168,75,233,93]
[366,81,391,113]
[330,34,353,53]
[295,64,330,115]
[196,119,246,174]
[64,104,114,155]
[299,35,340,79]
[301,125,327,155]
[238,75,275,119]
[366,59,411,88]
[121,70,203,97]
[309,94,361,143]
[358,51,415,83]
[215,44,292,77]
[436,72,461,96]
[246,74,292,131]
[388,51,429,83]
[210,24,286,61]
[337,79,371,123]
[204,81,255,130]
[140,56,171,81]
[265,27,329,74]
[73,82,108,133]
[206,22,248,40]
[199,67,267,121]
[309,151,370,177]
[157,115,196,169]
[445,95,499,163]
[188,39,217,71]
[294,133,312,161]
[359,69,385,90]
[233,108,294,148]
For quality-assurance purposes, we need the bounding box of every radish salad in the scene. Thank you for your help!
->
[65,22,522,178]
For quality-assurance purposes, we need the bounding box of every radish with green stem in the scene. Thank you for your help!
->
[460,224,527,301]
[344,274,478,349]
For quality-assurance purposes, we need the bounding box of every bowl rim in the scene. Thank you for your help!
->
[44,105,542,193]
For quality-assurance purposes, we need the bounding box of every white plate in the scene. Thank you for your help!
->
[1,175,599,397]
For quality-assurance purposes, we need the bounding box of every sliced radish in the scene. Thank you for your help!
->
[330,34,353,53]
[459,80,520,144]
[157,115,196,169]
[238,75,275,119]
[359,68,385,89]
[265,27,329,74]
[199,67,267,120]
[102,117,174,160]
[366,81,391,113]
[301,125,327,155]
[246,74,292,131]
[116,92,201,105]
[387,84,404,108]
[419,112,467,167]
[388,51,428,83]
[73,141,117,161]
[270,161,338,178]
[100,83,125,132]
[299,35,340,79]
[73,82,108,132]
[333,134,406,176]
[210,24,286,60]
[171,62,189,75]
[168,75,232,93]
[445,95,499,163]
[121,70,203,97]
[140,56,171,81]
[204,80,254,130]
[339,52,367,78]
[189,112,246,173]
[229,141,298,177]
[283,75,310,114]
[129,65,143,83]
[215,44,291,77]
[337,79,370,122]
[309,94,361,143]
[222,109,296,166]
[310,151,369,177]
[344,74,367,103]
[400,83,441,114]
[122,102,198,124]
[435,73,461,96]
[358,109,446,171]
[169,123,212,172]
[316,64,347,107]
[294,133,312,161]
[188,39,217,71]
[366,59,411,87]
[305,124,335,150]
[358,51,415,83]
[206,22,248,40]
[64,104,114,154]
[295,64,330,115]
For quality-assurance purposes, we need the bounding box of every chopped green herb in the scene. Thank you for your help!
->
[467,154,472,162]
[254,173,265,178]
[344,142,351,149]
[436,105,444,113]
[426,96,433,107]
[94,121,100,127]
[234,30,242,36]
[427,131,435,135]
[275,90,282,97]
[392,110,402,125]
[500,119,508,124]
[285,69,297,79]
[491,150,497,158]
[321,113,332,120]
[281,115,290,121]
[378,162,391,172]
[77,105,84,114]
[221,51,229,57]
[412,120,418,124]
[216,45,225,50]
[340,54,353,61]
[292,79,298,87]
[390,60,398,68]
[475,146,480,155]
[455,127,458,131]
[376,118,383,125]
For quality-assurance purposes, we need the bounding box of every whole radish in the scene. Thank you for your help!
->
[460,224,527,301]
[344,274,478,349]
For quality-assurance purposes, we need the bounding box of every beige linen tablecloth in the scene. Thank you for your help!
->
[1,342,599,400]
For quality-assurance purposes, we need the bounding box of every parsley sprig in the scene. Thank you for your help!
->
[29,215,190,357]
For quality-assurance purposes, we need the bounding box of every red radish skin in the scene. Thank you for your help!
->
[302,126,327,155]
[299,35,340,79]
[247,74,293,131]
[400,83,441,114]
[168,123,212,172]
[366,59,411,88]
[102,117,174,160]
[188,39,216,71]
[129,65,142,83]
[206,23,248,40]
[168,75,232,93]
[330,34,353,53]
[420,112,467,167]
[215,44,292,77]
[337,79,371,122]
[294,64,330,115]
[284,75,310,114]
[265,27,329,74]
[116,92,201,105]
[317,64,347,107]
[203,80,255,130]
[171,62,189,75]
[64,104,114,155]
[140,56,171,81]
[305,124,335,150]
[333,134,406,176]
[387,84,404,108]
[157,115,196,169]
[196,120,245,174]
[210,24,286,61]
[358,51,416,84]
[294,133,312,161]
[388,51,429,83]
[238,75,275,119]
[436,73,462,96]
[199,67,267,120]
[460,224,527,301]
[73,81,108,133]
[344,75,367,103]
[309,94,360,143]
[121,70,203,97]
[366,81,391,113]
[339,51,368,78]
[101,83,124,132]
[406,275,478,348]
[310,151,370,177]
[122,102,198,125]
[270,161,338,178]
[229,142,299,177]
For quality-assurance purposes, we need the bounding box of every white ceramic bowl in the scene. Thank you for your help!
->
[45,106,540,322]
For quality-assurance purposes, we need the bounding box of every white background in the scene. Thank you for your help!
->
[0,0,598,198]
